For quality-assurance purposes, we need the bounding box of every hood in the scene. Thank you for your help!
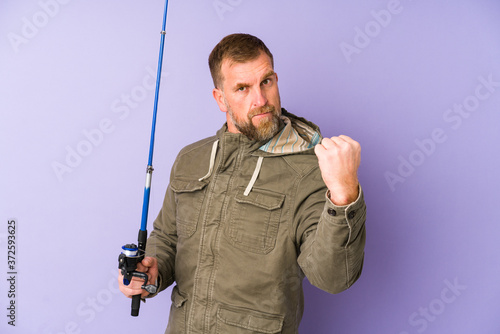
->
[258,109,322,155]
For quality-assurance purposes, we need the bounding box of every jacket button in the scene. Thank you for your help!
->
[327,208,337,216]
[348,211,356,219]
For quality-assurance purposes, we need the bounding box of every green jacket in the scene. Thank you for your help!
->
[146,110,366,334]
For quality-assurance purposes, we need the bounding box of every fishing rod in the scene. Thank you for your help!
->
[118,0,169,317]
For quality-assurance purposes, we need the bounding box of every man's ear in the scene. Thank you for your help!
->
[212,88,227,113]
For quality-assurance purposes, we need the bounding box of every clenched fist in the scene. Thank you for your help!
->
[314,135,361,206]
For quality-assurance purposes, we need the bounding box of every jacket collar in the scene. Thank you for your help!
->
[215,109,322,156]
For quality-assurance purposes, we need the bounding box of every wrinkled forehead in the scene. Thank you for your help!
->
[220,52,274,85]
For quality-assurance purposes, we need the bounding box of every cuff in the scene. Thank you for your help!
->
[324,185,365,222]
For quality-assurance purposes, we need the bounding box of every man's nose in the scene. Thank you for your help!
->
[252,87,268,107]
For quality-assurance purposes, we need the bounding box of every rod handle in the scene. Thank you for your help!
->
[131,294,141,316]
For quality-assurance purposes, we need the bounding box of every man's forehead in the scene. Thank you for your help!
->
[221,54,274,81]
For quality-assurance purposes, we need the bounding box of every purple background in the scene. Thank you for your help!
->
[1,0,500,333]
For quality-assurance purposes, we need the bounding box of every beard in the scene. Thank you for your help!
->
[226,102,281,141]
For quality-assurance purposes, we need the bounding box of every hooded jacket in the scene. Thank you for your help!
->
[146,110,366,334]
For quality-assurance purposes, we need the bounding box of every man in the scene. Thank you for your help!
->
[119,33,366,334]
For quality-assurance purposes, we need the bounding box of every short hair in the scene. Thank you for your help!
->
[208,33,274,89]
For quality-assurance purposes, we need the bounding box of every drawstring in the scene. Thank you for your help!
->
[198,139,262,196]
[198,140,219,182]
[244,156,264,196]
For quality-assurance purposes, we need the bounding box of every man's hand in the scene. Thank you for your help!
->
[118,256,158,299]
[314,135,361,206]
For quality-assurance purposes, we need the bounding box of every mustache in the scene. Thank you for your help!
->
[248,105,276,118]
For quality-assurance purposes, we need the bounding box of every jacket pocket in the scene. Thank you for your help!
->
[227,187,285,254]
[166,285,188,334]
[170,179,208,238]
[216,304,284,334]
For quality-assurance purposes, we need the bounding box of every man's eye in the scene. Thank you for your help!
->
[237,86,247,92]
[262,79,270,85]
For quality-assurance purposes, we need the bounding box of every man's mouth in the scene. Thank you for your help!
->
[249,106,275,119]
[252,112,271,118]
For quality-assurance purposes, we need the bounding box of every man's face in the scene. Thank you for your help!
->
[213,52,282,141]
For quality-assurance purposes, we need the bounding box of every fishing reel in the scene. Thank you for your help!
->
[118,241,157,316]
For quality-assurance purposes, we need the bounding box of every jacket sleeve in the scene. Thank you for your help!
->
[144,168,178,297]
[295,167,366,294]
